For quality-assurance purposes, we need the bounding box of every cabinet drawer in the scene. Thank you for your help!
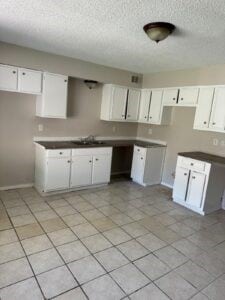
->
[72,147,112,156]
[46,149,71,158]
[134,145,147,156]
[180,157,205,171]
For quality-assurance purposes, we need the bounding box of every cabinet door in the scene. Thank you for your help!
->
[163,88,178,106]
[42,73,68,118]
[178,87,199,106]
[209,87,225,131]
[149,89,163,124]
[126,89,140,121]
[110,86,128,120]
[70,155,92,187]
[172,167,189,202]
[92,154,112,184]
[18,68,42,94]
[194,87,214,130]
[138,90,151,122]
[0,64,18,91]
[131,153,145,184]
[45,157,70,191]
[186,171,206,208]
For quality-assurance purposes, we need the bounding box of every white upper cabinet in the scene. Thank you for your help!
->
[163,88,178,106]
[111,86,128,121]
[138,89,151,122]
[126,89,141,121]
[0,64,18,91]
[194,87,214,130]
[209,87,225,131]
[178,87,199,106]
[149,89,164,124]
[18,68,42,94]
[36,72,68,118]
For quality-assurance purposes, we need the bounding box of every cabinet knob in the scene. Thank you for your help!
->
[22,72,26,75]
[192,176,196,179]
[122,115,125,117]
[149,116,152,119]
[12,70,16,74]
[212,122,216,125]
[95,158,99,161]
[64,79,67,82]
[137,149,140,152]
[59,152,63,155]
[67,160,71,163]
[184,173,187,176]
[190,163,194,166]
[203,121,207,124]
[141,157,143,160]
[173,98,176,100]
[127,114,131,117]
[89,160,92,163]
[180,98,184,100]
[144,116,147,119]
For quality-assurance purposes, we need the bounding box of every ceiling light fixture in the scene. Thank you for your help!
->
[143,22,175,43]
[84,80,98,89]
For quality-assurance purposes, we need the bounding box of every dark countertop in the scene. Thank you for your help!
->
[178,151,225,166]
[36,139,166,150]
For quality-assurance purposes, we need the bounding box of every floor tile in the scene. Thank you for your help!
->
[130,283,169,300]
[172,238,204,258]
[62,213,86,227]
[82,274,125,300]
[72,201,95,212]
[0,217,12,230]
[53,287,87,299]
[48,228,77,246]
[48,199,68,208]
[154,245,188,268]
[37,265,77,299]
[71,222,98,238]
[28,248,64,274]
[28,202,50,213]
[21,234,53,255]
[202,274,225,300]
[155,271,198,300]
[103,227,131,245]
[176,261,215,289]
[54,205,77,217]
[0,229,18,246]
[187,231,217,250]
[15,223,44,240]
[40,217,67,233]
[11,214,36,227]
[81,209,105,221]
[98,205,120,216]
[0,277,43,300]
[0,257,33,288]
[109,213,133,226]
[137,232,166,251]
[0,241,25,264]
[68,255,105,284]
[110,263,149,294]
[122,222,149,238]
[57,240,89,262]
[169,222,195,237]
[81,233,112,253]
[153,213,177,226]
[136,252,171,279]
[192,252,225,277]
[91,217,117,232]
[190,293,209,300]
[34,210,58,222]
[117,239,149,261]
[94,247,129,271]
[7,205,30,217]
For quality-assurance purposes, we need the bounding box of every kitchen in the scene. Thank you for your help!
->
[0,1,225,299]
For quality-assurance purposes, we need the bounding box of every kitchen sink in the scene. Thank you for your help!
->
[71,140,106,146]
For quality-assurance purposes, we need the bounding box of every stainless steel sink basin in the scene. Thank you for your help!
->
[71,140,106,146]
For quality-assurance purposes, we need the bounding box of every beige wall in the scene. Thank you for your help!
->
[138,66,225,186]
[0,78,137,188]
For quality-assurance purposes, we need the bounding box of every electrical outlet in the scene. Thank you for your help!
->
[38,124,44,132]
[148,128,152,135]
[112,126,116,133]
[213,138,218,146]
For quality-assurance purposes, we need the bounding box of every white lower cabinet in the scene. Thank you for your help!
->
[131,145,165,186]
[35,145,112,194]
[173,155,225,215]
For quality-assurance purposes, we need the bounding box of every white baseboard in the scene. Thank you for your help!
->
[161,181,173,189]
[0,183,34,191]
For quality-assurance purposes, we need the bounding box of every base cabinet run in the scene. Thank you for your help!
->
[35,146,112,194]
[173,155,225,215]
[131,145,165,186]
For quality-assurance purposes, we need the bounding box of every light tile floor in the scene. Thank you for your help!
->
[0,180,225,299]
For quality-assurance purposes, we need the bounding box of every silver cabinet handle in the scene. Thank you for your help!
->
[203,121,207,124]
[67,160,71,163]
[212,122,216,125]
[190,163,194,166]
[173,98,176,100]
[95,158,99,161]
[89,160,92,163]
[180,97,184,100]
[59,152,63,155]
[184,173,187,176]
[22,72,26,75]
[12,70,16,74]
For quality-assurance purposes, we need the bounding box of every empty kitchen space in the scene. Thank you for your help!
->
[0,1,225,300]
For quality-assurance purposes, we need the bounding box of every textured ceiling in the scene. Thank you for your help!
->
[0,0,225,73]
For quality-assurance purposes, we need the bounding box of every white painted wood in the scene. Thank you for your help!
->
[126,89,140,121]
[172,166,190,202]
[36,72,68,118]
[18,68,42,94]
[70,155,92,187]
[163,88,178,106]
[131,152,145,184]
[46,149,71,158]
[186,171,206,208]
[193,87,214,130]
[45,157,70,191]
[138,89,151,122]
[149,89,163,124]
[110,86,128,121]
[0,64,18,91]
[92,154,112,184]
[209,87,225,131]
[178,87,199,106]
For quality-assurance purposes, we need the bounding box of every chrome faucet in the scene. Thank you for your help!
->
[81,135,96,143]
